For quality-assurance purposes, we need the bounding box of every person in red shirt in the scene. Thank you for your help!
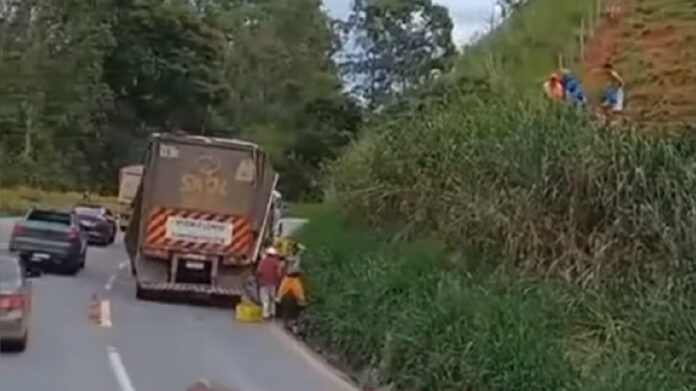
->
[256,247,284,319]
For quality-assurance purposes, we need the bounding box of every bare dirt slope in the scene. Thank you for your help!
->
[580,0,696,128]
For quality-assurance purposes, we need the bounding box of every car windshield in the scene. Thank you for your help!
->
[26,210,71,226]
[0,258,22,291]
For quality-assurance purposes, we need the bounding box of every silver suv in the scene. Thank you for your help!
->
[0,256,41,352]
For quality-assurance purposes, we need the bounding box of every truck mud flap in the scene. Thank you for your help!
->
[136,282,242,308]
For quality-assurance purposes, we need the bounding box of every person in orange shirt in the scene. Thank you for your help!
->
[276,269,306,332]
[543,73,565,101]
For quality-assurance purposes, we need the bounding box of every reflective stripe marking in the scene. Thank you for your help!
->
[144,207,253,256]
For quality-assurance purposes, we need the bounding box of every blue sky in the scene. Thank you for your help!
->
[322,0,497,44]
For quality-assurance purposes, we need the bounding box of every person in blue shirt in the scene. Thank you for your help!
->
[560,69,587,106]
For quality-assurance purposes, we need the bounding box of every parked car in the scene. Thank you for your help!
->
[8,208,87,275]
[74,205,117,246]
[0,256,41,352]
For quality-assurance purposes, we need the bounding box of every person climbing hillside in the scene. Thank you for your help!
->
[560,69,587,107]
[543,73,565,101]
[600,62,625,123]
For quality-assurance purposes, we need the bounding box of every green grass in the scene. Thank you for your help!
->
[296,205,696,390]
[329,93,696,286]
[299,1,696,389]
[455,0,597,91]
[0,187,118,215]
[285,202,322,218]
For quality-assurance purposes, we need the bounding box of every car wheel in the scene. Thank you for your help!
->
[0,334,27,353]
[66,254,83,275]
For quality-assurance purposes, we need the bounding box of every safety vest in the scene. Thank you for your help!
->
[278,276,305,305]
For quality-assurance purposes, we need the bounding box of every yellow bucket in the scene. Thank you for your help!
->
[235,299,263,323]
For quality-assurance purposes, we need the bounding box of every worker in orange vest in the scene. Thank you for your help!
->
[543,73,565,101]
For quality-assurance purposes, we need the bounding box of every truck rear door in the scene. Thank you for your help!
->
[140,139,258,263]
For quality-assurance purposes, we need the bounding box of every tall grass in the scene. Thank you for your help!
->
[456,0,596,91]
[328,93,696,288]
[296,206,696,391]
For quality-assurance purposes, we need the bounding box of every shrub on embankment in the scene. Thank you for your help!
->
[297,207,696,391]
[328,93,696,288]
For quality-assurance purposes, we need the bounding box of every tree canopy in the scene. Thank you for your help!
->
[0,0,454,199]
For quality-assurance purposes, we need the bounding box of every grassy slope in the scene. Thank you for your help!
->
[296,206,694,391]
[295,1,696,390]
[455,0,595,92]
[579,0,696,127]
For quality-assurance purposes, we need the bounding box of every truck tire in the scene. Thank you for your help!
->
[135,284,145,300]
[136,284,154,301]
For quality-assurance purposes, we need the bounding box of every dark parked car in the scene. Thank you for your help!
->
[8,208,87,275]
[74,205,117,246]
[0,256,41,352]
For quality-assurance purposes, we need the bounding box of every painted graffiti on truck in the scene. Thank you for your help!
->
[180,155,229,197]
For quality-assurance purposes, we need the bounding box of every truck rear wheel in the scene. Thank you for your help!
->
[135,284,147,300]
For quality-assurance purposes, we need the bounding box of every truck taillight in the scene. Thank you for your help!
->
[12,224,24,235]
[0,294,25,310]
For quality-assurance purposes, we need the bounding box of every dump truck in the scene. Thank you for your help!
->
[117,164,144,232]
[124,132,280,303]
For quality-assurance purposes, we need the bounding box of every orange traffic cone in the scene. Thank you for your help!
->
[88,294,101,325]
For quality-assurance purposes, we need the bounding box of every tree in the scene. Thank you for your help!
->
[341,0,456,107]
[0,0,362,199]
[104,1,228,131]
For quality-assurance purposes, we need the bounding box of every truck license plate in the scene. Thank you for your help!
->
[31,253,50,261]
[185,261,204,270]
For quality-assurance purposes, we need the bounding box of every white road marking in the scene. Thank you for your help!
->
[105,260,129,291]
[101,300,112,328]
[105,275,117,291]
[108,346,136,391]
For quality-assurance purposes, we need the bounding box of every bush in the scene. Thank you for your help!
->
[295,206,695,391]
[0,187,118,215]
[328,95,696,287]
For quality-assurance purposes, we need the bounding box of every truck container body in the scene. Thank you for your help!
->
[117,164,144,231]
[125,133,279,301]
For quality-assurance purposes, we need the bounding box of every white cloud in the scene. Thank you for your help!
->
[322,0,497,44]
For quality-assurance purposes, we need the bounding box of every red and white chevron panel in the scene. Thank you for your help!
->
[144,207,253,256]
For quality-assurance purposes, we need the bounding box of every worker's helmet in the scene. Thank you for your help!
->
[266,247,279,256]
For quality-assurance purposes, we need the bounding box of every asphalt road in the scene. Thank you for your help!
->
[0,217,353,391]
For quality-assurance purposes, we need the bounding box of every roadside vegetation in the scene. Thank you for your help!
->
[297,205,695,390]
[292,1,696,390]
[0,188,117,215]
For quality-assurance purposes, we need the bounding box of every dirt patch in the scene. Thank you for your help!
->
[579,0,696,128]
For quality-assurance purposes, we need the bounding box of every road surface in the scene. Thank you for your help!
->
[0,217,352,391]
